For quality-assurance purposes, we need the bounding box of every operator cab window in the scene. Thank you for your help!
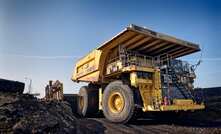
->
[137,71,152,79]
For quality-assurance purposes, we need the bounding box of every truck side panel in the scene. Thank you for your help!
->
[72,50,102,82]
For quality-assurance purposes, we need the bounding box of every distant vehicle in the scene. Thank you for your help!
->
[72,24,205,123]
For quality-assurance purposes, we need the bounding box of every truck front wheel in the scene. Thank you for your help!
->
[102,81,135,123]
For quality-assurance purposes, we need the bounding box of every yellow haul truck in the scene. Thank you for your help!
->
[72,24,205,123]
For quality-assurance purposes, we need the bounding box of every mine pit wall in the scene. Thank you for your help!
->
[0,79,25,94]
[194,87,221,103]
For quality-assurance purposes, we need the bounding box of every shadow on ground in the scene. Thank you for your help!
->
[78,116,221,134]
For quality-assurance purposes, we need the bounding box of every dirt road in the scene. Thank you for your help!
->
[78,117,221,134]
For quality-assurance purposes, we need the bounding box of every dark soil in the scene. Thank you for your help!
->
[0,92,77,133]
[0,87,221,134]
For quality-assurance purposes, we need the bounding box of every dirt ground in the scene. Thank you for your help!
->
[78,117,221,134]
[0,87,221,134]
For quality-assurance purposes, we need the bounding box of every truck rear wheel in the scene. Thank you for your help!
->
[77,86,99,117]
[102,81,135,123]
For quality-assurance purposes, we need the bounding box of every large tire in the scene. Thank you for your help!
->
[77,86,99,117]
[102,81,135,123]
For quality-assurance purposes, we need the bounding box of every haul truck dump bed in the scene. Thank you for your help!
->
[72,24,204,123]
[72,24,200,82]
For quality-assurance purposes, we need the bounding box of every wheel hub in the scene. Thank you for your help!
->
[108,92,125,113]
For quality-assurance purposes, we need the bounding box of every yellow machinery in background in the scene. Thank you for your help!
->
[72,24,205,123]
[45,80,63,101]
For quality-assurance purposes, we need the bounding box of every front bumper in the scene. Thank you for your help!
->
[160,103,205,111]
[142,103,205,112]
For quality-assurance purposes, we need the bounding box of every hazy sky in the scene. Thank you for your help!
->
[0,0,220,97]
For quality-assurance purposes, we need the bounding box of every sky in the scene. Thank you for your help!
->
[0,0,220,97]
